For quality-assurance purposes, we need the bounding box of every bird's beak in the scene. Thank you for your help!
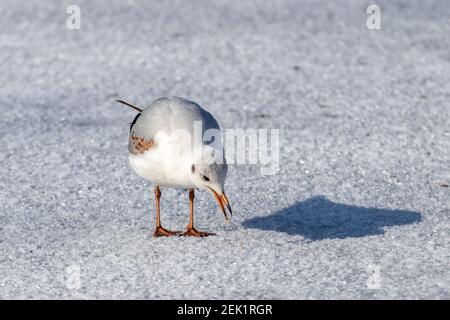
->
[210,188,232,222]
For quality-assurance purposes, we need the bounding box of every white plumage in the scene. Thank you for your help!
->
[118,96,232,237]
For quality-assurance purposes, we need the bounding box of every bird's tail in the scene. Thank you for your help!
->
[116,99,143,113]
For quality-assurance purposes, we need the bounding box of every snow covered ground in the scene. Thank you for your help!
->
[0,0,449,299]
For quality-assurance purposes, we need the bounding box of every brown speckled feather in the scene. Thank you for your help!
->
[129,135,155,154]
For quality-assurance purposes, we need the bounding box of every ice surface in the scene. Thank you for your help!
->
[0,0,449,299]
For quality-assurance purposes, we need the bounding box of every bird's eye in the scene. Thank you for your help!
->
[201,174,210,181]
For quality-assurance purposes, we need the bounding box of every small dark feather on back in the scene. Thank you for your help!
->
[130,113,141,132]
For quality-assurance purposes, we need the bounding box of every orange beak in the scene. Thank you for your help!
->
[210,188,232,222]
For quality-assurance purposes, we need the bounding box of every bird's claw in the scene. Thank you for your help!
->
[153,226,182,237]
[182,228,216,237]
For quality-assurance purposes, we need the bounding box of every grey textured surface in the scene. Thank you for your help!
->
[0,0,449,299]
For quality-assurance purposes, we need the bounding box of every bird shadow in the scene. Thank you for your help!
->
[242,196,421,240]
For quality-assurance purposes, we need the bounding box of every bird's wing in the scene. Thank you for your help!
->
[128,97,221,154]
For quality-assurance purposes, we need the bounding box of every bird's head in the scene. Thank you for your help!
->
[190,145,232,222]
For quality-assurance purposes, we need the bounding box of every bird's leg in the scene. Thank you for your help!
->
[182,189,216,237]
[152,186,181,237]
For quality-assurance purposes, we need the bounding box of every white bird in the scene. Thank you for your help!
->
[117,97,232,237]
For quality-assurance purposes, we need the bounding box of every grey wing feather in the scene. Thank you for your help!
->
[128,97,221,154]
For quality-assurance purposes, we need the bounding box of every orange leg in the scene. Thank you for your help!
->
[182,189,216,237]
[152,186,181,237]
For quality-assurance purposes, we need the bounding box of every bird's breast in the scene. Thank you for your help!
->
[128,138,196,189]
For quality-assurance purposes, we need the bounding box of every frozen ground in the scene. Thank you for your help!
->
[0,0,449,299]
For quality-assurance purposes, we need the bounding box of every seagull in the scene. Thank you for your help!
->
[117,97,232,237]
